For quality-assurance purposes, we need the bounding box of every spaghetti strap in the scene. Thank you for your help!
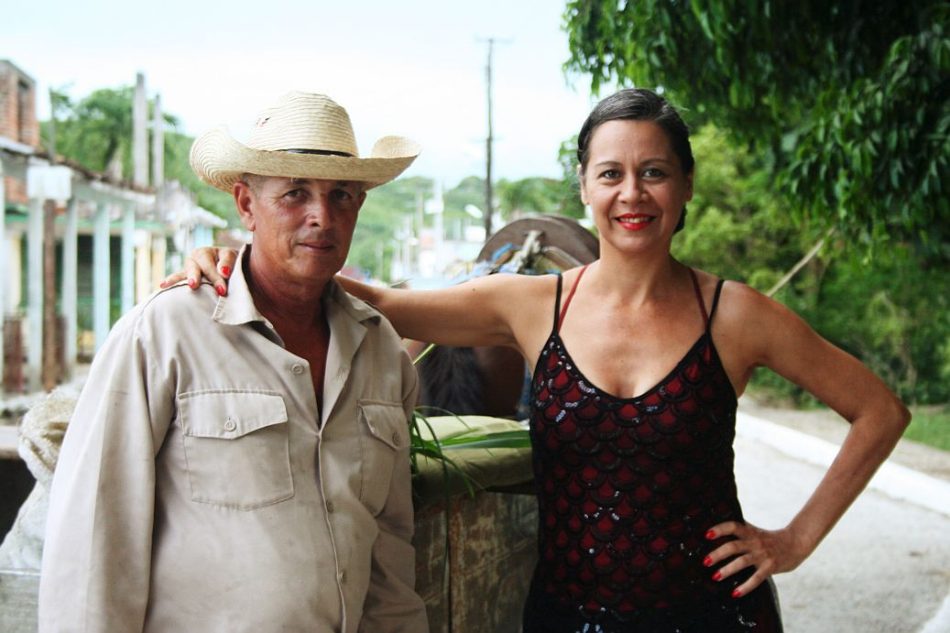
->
[687,268,709,327]
[551,274,563,333]
[707,279,726,328]
[558,265,589,332]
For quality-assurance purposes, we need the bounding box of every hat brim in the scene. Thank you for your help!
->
[190,126,421,192]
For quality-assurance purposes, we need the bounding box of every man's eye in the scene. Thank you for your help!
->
[283,189,305,200]
[330,189,352,202]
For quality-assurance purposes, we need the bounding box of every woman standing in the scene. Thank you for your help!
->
[178,89,909,632]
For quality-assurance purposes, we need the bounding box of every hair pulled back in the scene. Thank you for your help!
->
[577,89,694,232]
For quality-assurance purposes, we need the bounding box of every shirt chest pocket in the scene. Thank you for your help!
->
[179,391,294,510]
[358,400,410,516]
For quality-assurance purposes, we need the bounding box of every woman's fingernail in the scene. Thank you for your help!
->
[159,281,167,288]
[705,530,716,540]
[732,588,742,599]
[215,284,226,297]
[712,571,722,582]
[220,266,231,277]
[187,279,197,289]
[703,556,713,567]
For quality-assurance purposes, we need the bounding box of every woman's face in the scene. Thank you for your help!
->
[580,119,693,255]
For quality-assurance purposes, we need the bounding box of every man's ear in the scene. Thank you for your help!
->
[233,181,257,231]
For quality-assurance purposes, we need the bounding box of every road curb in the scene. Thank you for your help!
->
[736,412,950,518]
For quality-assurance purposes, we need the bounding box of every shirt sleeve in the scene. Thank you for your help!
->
[358,349,429,633]
[38,310,174,632]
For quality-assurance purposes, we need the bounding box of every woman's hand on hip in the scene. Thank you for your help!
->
[703,521,808,598]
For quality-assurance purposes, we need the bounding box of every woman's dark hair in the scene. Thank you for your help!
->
[577,89,694,232]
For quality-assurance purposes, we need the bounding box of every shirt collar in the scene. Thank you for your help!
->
[212,244,383,327]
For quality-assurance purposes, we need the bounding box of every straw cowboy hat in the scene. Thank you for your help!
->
[190,91,420,192]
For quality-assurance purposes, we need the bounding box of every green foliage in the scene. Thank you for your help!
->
[163,130,236,223]
[43,85,234,227]
[497,176,584,219]
[782,245,950,403]
[671,123,949,405]
[350,176,432,279]
[903,407,950,451]
[672,125,816,287]
[563,1,950,256]
[43,86,180,181]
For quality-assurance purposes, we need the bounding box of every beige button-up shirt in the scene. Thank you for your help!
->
[39,248,427,633]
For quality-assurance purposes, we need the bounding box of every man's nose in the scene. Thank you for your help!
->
[304,197,332,226]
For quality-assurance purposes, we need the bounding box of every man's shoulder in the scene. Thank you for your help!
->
[117,282,217,333]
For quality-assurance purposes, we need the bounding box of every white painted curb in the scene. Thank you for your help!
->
[736,412,950,518]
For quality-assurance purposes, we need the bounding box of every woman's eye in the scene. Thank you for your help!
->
[643,168,665,178]
[600,169,621,179]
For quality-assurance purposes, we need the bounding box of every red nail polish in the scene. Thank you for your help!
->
[712,571,722,582]
[705,530,716,540]
[187,279,197,289]
[221,266,231,277]
[732,588,742,598]
[703,556,713,567]
[215,285,226,297]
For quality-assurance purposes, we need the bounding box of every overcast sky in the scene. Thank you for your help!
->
[4,0,607,188]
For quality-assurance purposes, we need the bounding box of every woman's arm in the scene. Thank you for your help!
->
[706,282,910,597]
[163,246,555,358]
[337,272,550,353]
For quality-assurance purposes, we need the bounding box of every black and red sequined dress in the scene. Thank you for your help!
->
[523,268,783,633]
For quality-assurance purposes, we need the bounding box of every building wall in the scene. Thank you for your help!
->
[0,61,38,148]
[0,60,39,207]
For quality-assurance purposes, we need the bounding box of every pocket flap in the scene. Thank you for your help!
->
[358,400,409,450]
[179,391,288,439]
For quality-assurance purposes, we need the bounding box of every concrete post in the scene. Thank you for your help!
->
[61,197,78,379]
[27,197,43,391]
[151,234,167,290]
[0,158,6,390]
[133,73,148,189]
[135,231,151,304]
[93,203,110,352]
[121,206,135,314]
[152,93,164,189]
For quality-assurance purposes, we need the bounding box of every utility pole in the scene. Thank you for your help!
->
[484,38,495,238]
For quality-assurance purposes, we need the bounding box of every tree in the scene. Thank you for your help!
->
[563,1,949,257]
[496,176,585,220]
[45,87,179,182]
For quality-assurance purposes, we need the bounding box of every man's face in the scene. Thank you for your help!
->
[234,176,366,286]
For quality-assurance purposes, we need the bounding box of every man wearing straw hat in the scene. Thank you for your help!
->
[39,92,428,632]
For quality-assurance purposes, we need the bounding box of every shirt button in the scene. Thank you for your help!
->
[291,363,305,375]
[325,500,335,514]
[339,571,346,584]
[391,431,400,446]
[223,417,236,432]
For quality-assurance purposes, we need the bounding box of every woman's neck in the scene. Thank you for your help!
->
[587,249,686,308]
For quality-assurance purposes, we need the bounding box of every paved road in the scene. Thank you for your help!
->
[735,413,950,633]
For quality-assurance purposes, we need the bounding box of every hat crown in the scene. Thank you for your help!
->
[246,92,359,157]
